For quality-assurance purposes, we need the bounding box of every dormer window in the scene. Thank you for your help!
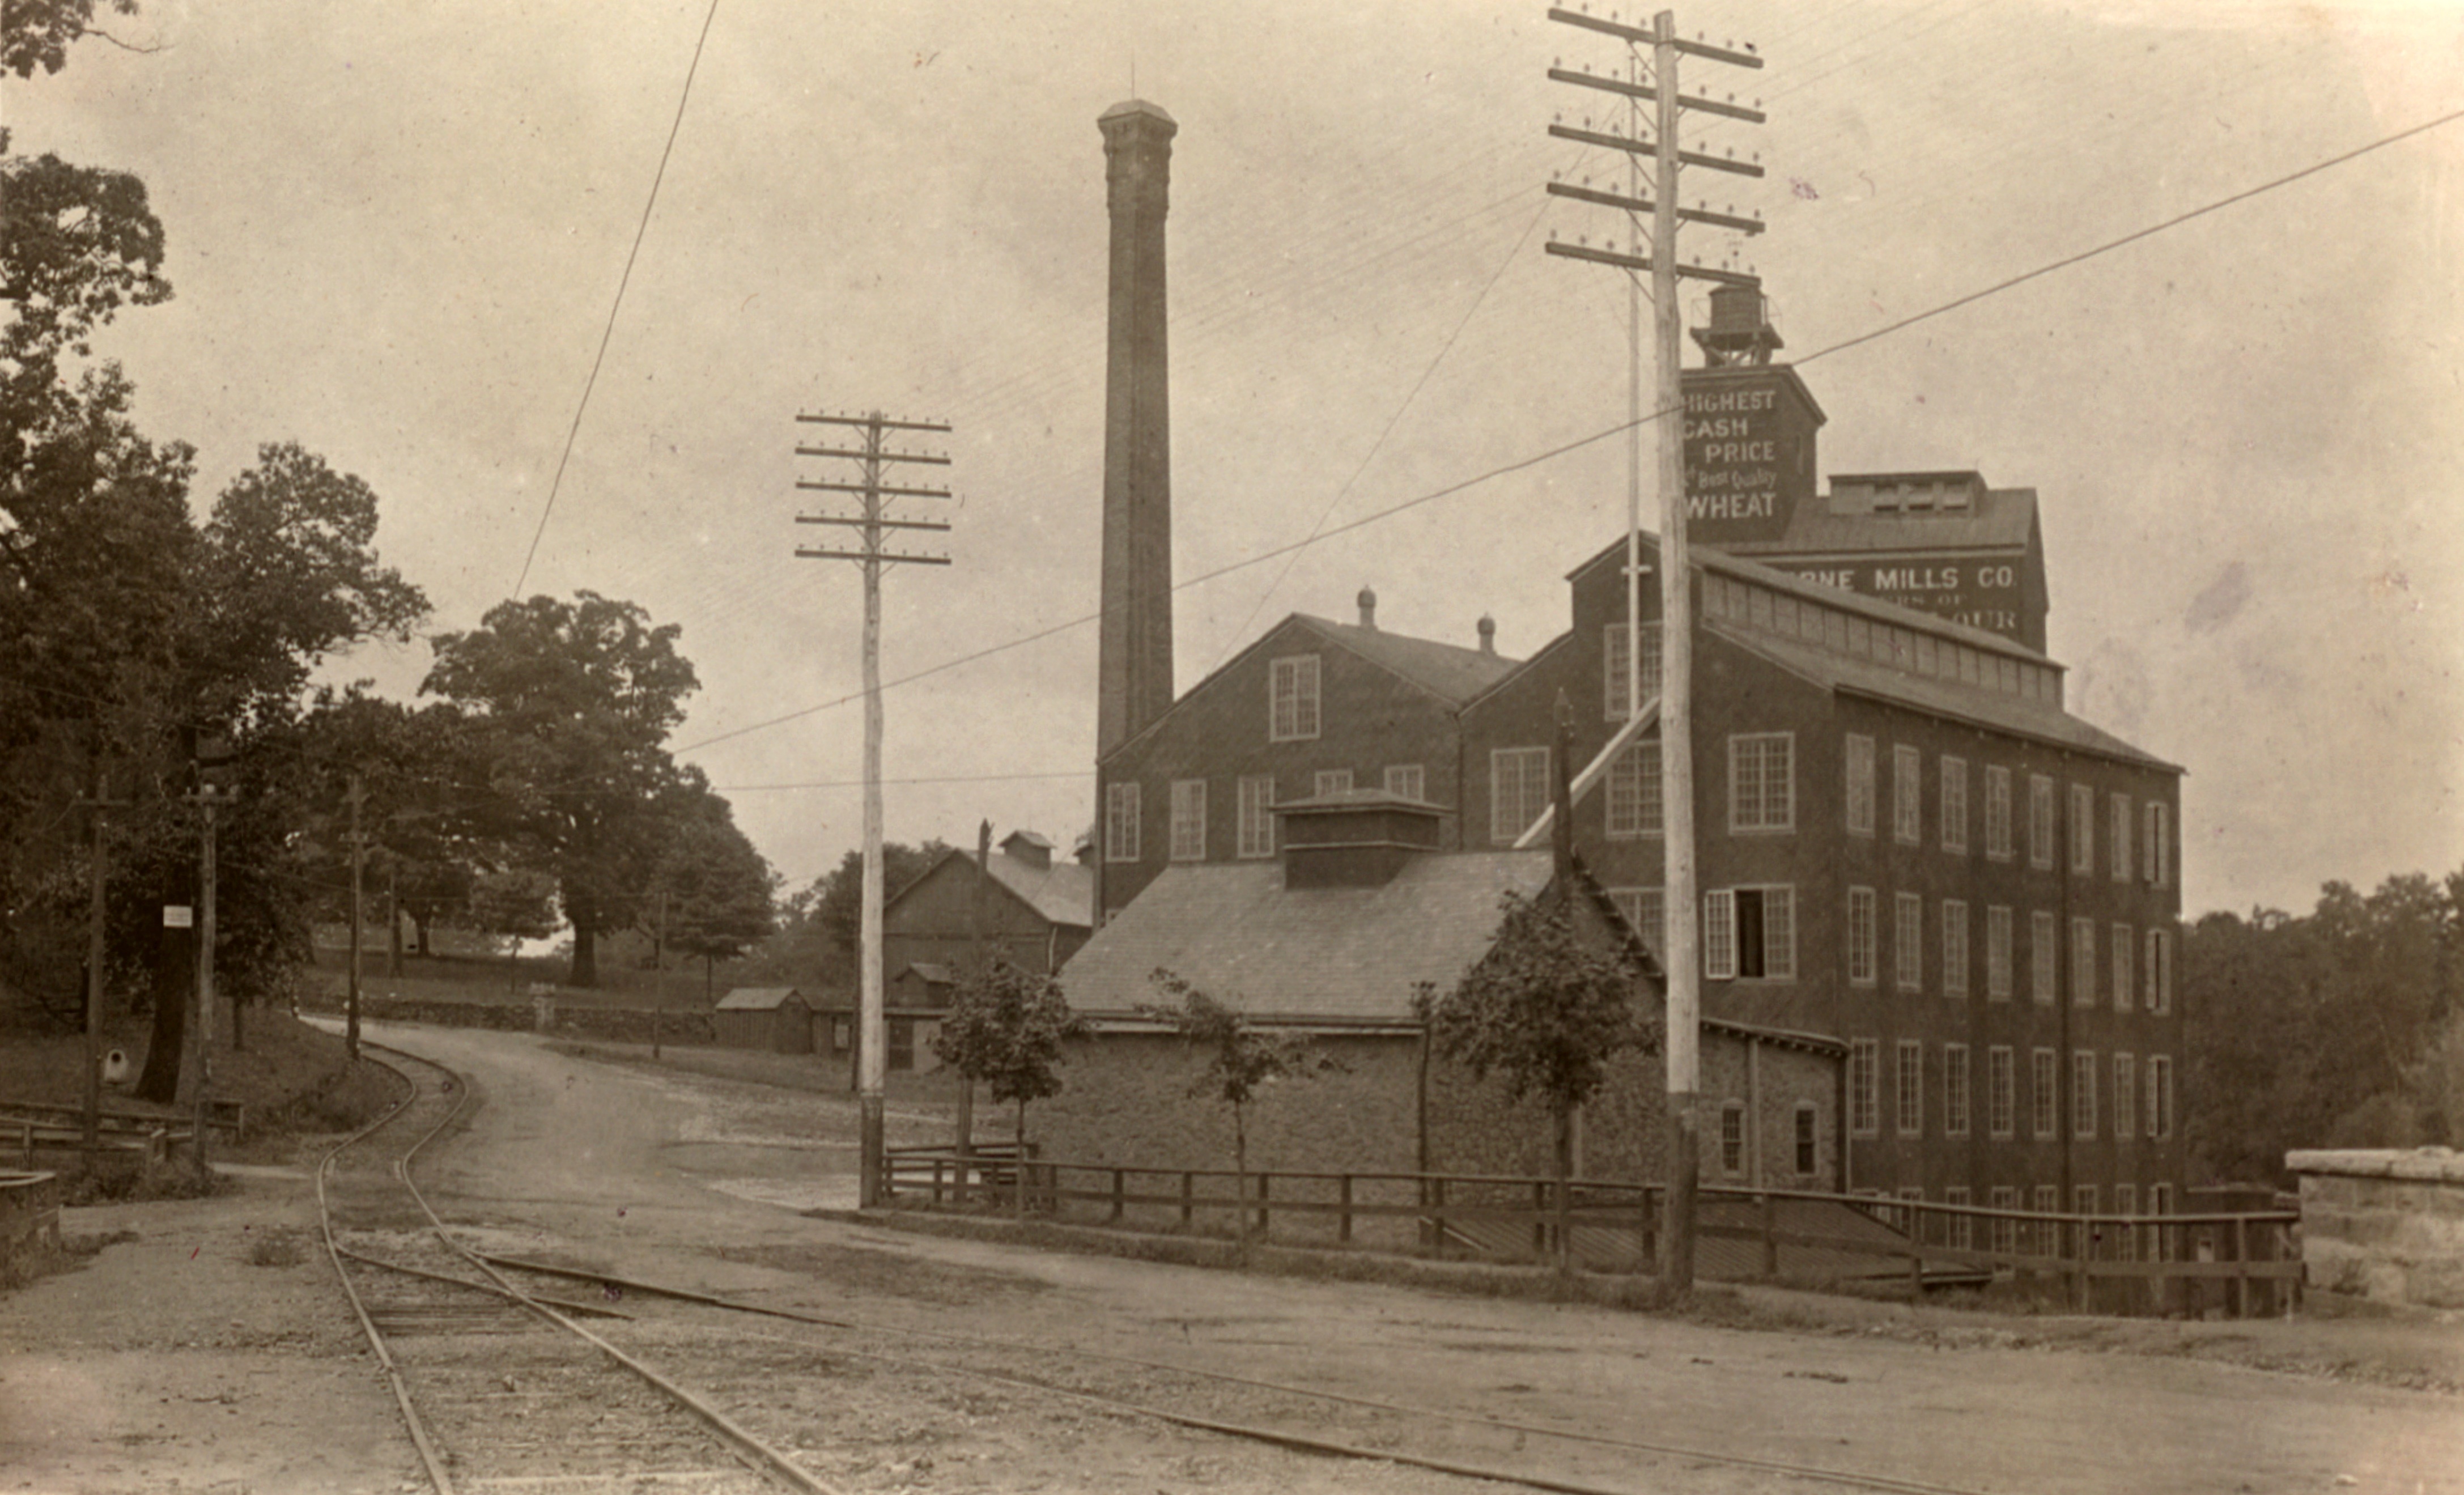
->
[1269,655,1320,741]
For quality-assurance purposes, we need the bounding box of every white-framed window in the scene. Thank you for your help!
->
[1236,774,1276,859]
[1944,1043,1971,1138]
[2112,923,2134,1010]
[1897,1185,1926,1238]
[1847,887,1878,986]
[1942,899,1970,999]
[1985,766,2013,860]
[1893,745,1922,844]
[2147,1054,2174,1140]
[1896,1039,1924,1138]
[1941,756,1969,854]
[2114,1052,2136,1144]
[1990,1186,2019,1255]
[2071,916,2096,1007]
[1603,620,1663,720]
[2075,1184,2099,1224]
[1606,741,1662,839]
[1705,885,1795,980]
[1383,763,1425,801]
[1104,780,1141,863]
[2110,792,2132,881]
[2072,1050,2098,1139]
[1608,888,1666,952]
[2144,800,2172,887]
[1986,906,2013,1001]
[1314,768,1353,797]
[2035,1183,2061,1254]
[2031,910,2058,1005]
[1489,746,1549,844]
[2115,1183,2139,1261]
[1719,1102,1747,1175]
[1269,655,1320,741]
[1945,1186,1973,1250]
[1987,1046,2015,1139]
[2070,783,2095,874]
[2029,774,2057,869]
[2147,926,2174,1014]
[1895,892,1923,992]
[2032,1048,2059,1140]
[1846,733,1876,836]
[1729,733,1796,833]
[1850,1039,1880,1138]
[1169,779,1206,861]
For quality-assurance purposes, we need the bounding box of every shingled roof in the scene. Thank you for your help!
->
[1288,614,1522,707]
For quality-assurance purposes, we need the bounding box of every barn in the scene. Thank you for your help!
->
[712,987,815,1054]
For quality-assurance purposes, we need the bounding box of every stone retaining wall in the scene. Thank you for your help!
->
[2286,1147,2464,1309]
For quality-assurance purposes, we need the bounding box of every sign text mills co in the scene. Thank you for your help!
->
[1680,368,1822,546]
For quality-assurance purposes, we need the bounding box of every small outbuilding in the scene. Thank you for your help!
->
[713,987,815,1055]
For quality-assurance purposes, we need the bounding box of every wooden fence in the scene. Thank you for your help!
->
[883,1150,2299,1317]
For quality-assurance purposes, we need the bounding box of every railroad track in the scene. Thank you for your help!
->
[318,1044,833,1494]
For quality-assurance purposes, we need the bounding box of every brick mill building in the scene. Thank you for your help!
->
[1068,97,2186,1231]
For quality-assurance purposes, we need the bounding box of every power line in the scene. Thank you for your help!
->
[509,0,725,599]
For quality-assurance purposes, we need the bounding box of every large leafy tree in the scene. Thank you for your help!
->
[422,592,698,988]
[654,779,778,999]
[3,0,145,79]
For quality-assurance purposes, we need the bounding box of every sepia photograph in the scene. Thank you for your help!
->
[3,0,2460,1489]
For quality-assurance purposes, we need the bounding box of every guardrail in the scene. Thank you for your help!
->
[881,1150,2299,1316]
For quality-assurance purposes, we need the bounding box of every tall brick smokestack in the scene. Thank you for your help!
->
[1096,99,1176,761]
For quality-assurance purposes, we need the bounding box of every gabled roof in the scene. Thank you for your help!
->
[1101,611,1520,766]
[887,846,1095,931]
[1716,483,2040,558]
[1719,622,2180,772]
[1059,851,1558,1023]
[898,962,956,985]
[715,987,807,1011]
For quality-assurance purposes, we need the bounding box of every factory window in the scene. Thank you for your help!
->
[1893,745,1922,843]
[1985,906,2013,1001]
[1169,779,1206,861]
[1794,1105,1819,1177]
[1269,655,1320,741]
[2030,910,2058,1005]
[1609,888,1666,953]
[1943,1043,1971,1139]
[1719,1103,1746,1175]
[1990,1187,2018,1255]
[2144,801,2172,887]
[1895,892,1923,992]
[1728,733,1795,833]
[1987,1046,2015,1139]
[1847,887,1877,986]
[2146,927,2174,1014]
[2075,1185,2100,1229]
[1314,768,1353,797]
[1705,885,1793,980]
[888,1019,915,1072]
[2032,1048,2059,1140]
[1896,1039,1924,1138]
[2112,923,2134,1010]
[2110,793,2132,881]
[1104,781,1141,863]
[1941,756,1969,854]
[2070,783,2095,874]
[2114,1184,2139,1261]
[1945,1188,1974,1250]
[1236,775,1275,859]
[2071,916,2096,1007]
[2072,1050,2098,1140]
[1606,741,1662,838]
[1489,746,1550,845]
[1985,766,2013,860]
[2114,1053,2136,1144]
[2034,1185,2061,1255]
[2147,1055,2175,1140]
[1603,621,1662,720]
[1942,900,1970,999]
[1845,733,1876,836]
[1383,763,1424,801]
[1849,1040,1880,1138]
[2029,775,2057,869]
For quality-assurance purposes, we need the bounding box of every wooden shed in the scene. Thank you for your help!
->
[713,987,814,1054]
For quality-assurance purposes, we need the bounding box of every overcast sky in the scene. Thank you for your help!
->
[14,0,2461,918]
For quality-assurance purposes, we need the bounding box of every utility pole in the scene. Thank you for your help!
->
[652,887,668,1063]
[346,772,366,1063]
[78,756,124,1157]
[191,763,236,1180]
[1545,6,1764,1291]
[795,408,953,1209]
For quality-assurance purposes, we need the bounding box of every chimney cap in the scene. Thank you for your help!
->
[1477,614,1497,655]
[1099,98,1178,126]
[1357,586,1378,629]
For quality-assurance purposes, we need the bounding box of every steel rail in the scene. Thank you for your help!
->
[488,1253,1996,1495]
[330,1041,842,1495]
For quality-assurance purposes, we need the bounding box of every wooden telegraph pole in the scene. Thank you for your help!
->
[346,772,366,1063]
[190,737,239,1180]
[78,757,125,1157]
[1545,7,1765,1289]
[795,409,952,1209]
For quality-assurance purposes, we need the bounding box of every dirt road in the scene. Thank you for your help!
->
[5,1020,2458,1493]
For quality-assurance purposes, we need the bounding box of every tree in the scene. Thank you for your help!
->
[422,592,698,987]
[655,782,778,999]
[753,840,950,993]
[466,869,559,994]
[1414,889,1654,1263]
[1144,969,1339,1243]
[931,955,1085,1215]
[3,0,144,78]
